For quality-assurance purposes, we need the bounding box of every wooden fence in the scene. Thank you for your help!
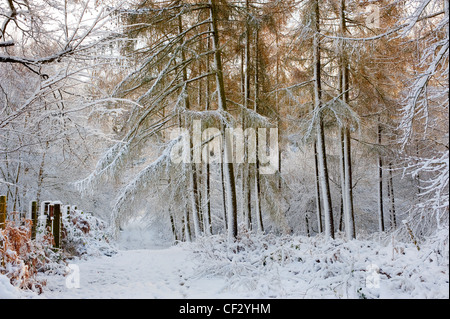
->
[0,195,75,249]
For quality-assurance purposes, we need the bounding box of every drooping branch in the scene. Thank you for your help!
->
[0,47,74,65]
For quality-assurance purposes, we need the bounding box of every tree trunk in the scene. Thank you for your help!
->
[339,127,346,233]
[254,26,264,233]
[313,142,323,233]
[241,0,252,231]
[276,32,282,190]
[203,162,212,235]
[343,127,356,238]
[183,211,191,242]
[169,211,178,241]
[313,0,334,239]
[189,166,202,237]
[377,120,385,232]
[388,162,397,229]
[339,191,344,232]
[179,14,201,238]
[36,141,49,205]
[209,0,238,241]
[12,162,21,212]
[220,161,228,230]
[340,0,355,240]
[204,21,212,235]
[244,168,252,230]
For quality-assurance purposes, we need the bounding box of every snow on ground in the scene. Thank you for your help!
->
[4,224,449,299]
[16,224,235,299]
[188,232,449,299]
[0,274,21,299]
[31,247,233,299]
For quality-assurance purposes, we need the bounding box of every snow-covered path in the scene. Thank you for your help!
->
[37,246,230,299]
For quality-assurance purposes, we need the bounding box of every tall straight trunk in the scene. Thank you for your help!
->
[377,120,385,232]
[179,14,201,238]
[169,211,178,241]
[313,142,323,233]
[245,168,252,230]
[243,31,252,231]
[206,24,211,111]
[343,127,355,238]
[12,162,21,211]
[254,158,263,232]
[204,21,213,235]
[316,117,334,239]
[189,167,202,237]
[220,161,228,230]
[183,209,191,242]
[242,0,252,230]
[253,26,264,233]
[415,143,421,195]
[36,141,49,205]
[209,0,238,241]
[339,126,347,232]
[339,192,344,231]
[340,0,355,240]
[313,0,334,239]
[197,36,203,110]
[203,162,212,235]
[240,163,248,230]
[388,162,397,229]
[275,33,282,190]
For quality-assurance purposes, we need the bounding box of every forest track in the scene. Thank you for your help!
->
[36,246,228,299]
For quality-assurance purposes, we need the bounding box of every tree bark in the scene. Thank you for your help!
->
[343,127,355,238]
[313,0,334,239]
[204,20,213,235]
[377,120,385,232]
[340,0,355,240]
[169,210,178,242]
[203,162,212,235]
[388,162,397,229]
[313,142,323,233]
[241,0,252,231]
[253,26,264,233]
[179,14,201,238]
[209,0,238,241]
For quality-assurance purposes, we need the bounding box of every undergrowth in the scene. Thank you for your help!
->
[0,208,115,294]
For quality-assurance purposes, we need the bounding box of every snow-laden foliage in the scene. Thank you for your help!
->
[62,209,117,258]
[403,150,449,234]
[398,0,449,241]
[186,231,449,298]
[0,207,115,296]
[0,220,59,294]
[301,96,361,145]
[112,137,180,230]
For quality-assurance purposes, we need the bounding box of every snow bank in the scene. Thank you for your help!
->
[186,231,449,299]
[0,274,20,299]
[63,209,117,258]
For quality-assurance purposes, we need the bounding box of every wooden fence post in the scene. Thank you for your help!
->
[31,201,38,240]
[53,203,61,249]
[0,195,6,230]
[47,204,53,231]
